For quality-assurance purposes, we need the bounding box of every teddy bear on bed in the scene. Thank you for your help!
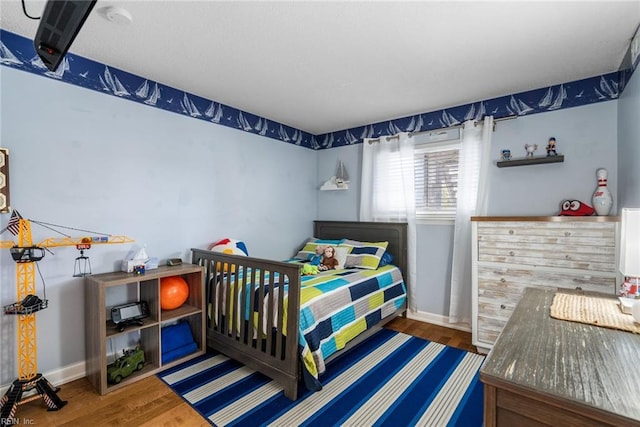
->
[319,246,339,271]
[309,245,325,266]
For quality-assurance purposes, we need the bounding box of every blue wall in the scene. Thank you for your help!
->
[317,100,620,320]
[0,66,317,385]
[0,27,638,387]
[487,102,619,215]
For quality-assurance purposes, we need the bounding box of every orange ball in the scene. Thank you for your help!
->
[160,276,189,310]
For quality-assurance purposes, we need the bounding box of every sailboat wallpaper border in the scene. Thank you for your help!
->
[0,30,314,148]
[1,29,636,150]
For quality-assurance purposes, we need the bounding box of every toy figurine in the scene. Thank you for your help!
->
[524,144,538,157]
[546,137,557,156]
[501,149,512,160]
[107,345,145,383]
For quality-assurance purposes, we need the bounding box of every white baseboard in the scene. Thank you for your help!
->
[407,309,472,333]
[0,361,86,397]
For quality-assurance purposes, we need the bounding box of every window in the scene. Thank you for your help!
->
[362,130,460,221]
[414,132,461,220]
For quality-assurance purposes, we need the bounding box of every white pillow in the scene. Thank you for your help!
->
[334,246,349,269]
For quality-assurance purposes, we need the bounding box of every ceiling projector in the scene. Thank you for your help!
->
[33,0,97,72]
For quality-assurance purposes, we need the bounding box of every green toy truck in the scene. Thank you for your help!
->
[107,345,145,384]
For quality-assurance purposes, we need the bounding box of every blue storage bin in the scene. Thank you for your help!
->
[161,321,197,364]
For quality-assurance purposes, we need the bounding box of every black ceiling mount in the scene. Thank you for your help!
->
[33,0,97,72]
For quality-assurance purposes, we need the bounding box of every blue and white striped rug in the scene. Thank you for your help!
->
[159,329,485,426]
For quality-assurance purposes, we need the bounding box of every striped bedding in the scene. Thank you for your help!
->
[297,264,407,384]
[214,262,407,390]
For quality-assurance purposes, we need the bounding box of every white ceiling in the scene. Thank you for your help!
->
[2,1,640,135]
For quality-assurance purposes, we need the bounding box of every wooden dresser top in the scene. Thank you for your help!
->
[481,287,640,424]
[471,216,620,222]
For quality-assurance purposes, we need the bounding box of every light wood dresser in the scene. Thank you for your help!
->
[471,216,620,353]
[481,287,640,426]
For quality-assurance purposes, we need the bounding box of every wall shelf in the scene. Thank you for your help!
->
[320,186,348,191]
[497,154,564,168]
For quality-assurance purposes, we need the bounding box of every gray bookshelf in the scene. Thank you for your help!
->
[84,264,205,395]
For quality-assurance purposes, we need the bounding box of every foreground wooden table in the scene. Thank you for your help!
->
[480,287,640,426]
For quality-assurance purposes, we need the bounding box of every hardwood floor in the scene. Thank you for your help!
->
[9,319,475,426]
[385,316,476,353]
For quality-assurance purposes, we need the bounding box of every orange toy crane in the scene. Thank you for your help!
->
[0,213,133,424]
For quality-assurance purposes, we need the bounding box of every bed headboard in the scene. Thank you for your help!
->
[314,220,408,279]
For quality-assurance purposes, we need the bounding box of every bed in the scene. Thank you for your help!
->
[190,220,408,400]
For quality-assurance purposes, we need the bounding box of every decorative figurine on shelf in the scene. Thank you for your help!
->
[546,137,558,156]
[592,168,613,216]
[558,199,595,216]
[524,144,538,157]
[500,149,512,161]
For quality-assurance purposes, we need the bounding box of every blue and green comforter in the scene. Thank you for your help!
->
[216,263,407,390]
[296,265,406,389]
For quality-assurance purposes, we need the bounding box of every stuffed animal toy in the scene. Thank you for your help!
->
[301,263,319,275]
[309,245,326,266]
[319,246,339,271]
[559,200,595,216]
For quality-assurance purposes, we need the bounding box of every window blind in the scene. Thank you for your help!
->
[414,146,459,216]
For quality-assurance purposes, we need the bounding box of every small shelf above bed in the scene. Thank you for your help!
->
[320,161,350,190]
[320,186,348,191]
[497,154,564,168]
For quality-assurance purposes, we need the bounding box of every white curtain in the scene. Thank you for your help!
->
[448,116,493,324]
[360,132,417,311]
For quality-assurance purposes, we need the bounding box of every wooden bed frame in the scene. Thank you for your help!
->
[190,220,407,400]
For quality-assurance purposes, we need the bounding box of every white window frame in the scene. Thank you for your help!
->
[414,131,461,223]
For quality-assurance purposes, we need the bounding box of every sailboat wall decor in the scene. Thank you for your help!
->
[320,160,350,191]
[1,29,635,151]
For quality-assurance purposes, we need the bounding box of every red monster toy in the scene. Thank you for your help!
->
[559,200,595,216]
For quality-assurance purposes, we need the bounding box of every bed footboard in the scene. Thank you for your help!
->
[191,248,302,400]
